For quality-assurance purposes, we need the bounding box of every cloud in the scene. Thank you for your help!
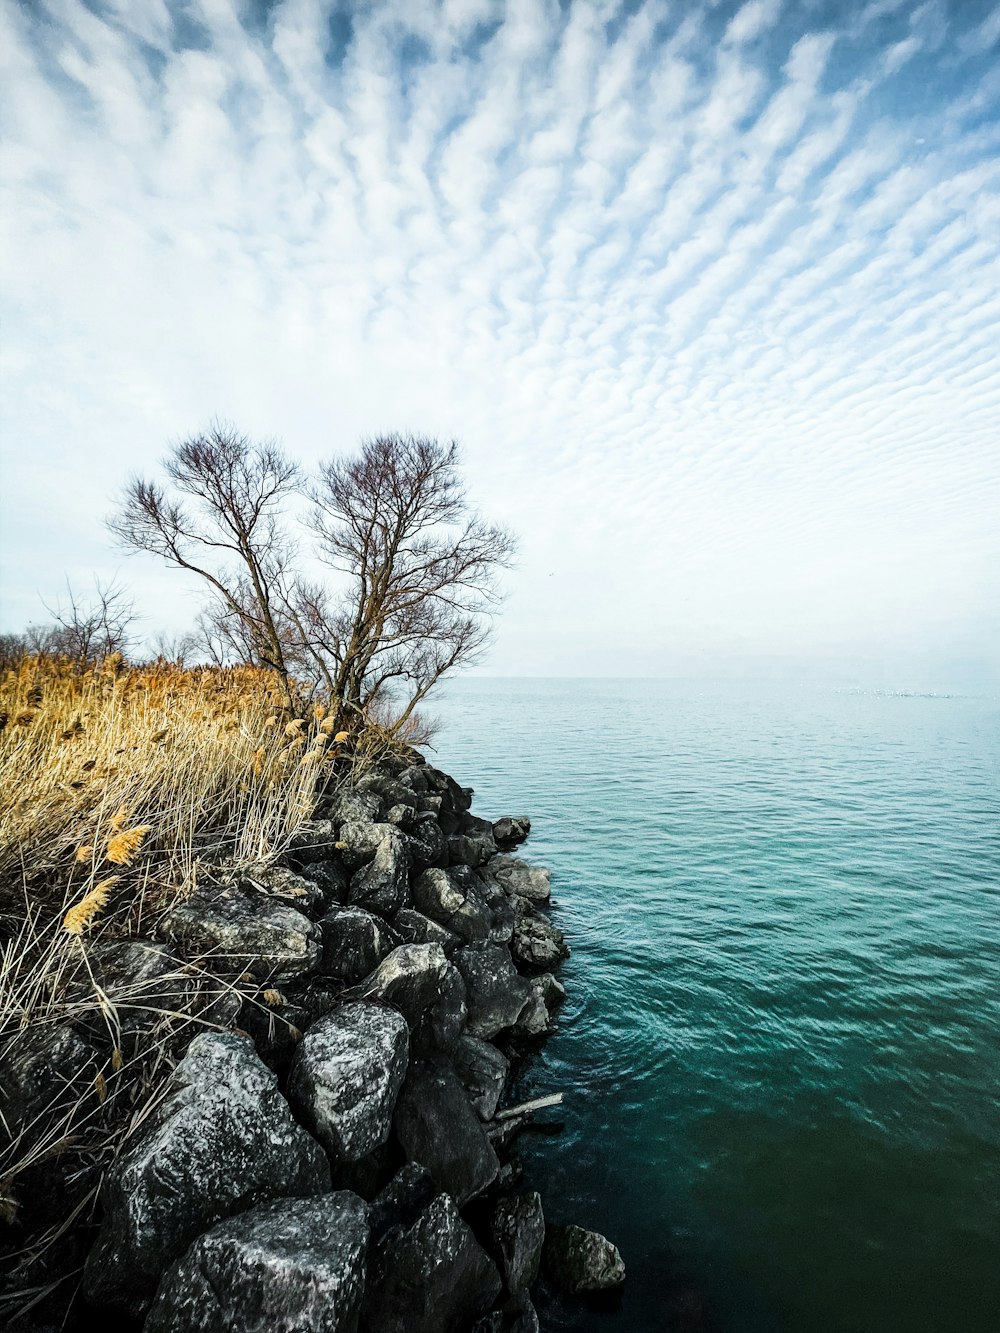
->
[0,0,997,682]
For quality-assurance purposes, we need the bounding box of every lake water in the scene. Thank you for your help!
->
[429,678,1000,1333]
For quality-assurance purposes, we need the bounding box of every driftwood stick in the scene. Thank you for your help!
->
[494,1092,564,1122]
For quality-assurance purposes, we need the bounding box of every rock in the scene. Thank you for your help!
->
[337,820,398,872]
[288,1002,408,1162]
[399,764,430,793]
[321,788,380,826]
[491,1193,545,1292]
[452,1035,509,1120]
[360,1192,501,1333]
[413,866,493,943]
[369,1163,437,1247]
[299,857,350,907]
[284,819,340,865]
[86,939,194,1037]
[384,801,419,829]
[344,944,450,1028]
[487,855,551,903]
[448,831,497,868]
[237,994,309,1071]
[393,1057,500,1205]
[355,771,414,812]
[319,905,396,984]
[411,960,467,1055]
[543,1224,625,1293]
[158,878,321,984]
[238,862,326,915]
[510,911,568,972]
[492,817,531,850]
[473,1292,540,1332]
[453,944,531,1039]
[83,1032,329,1316]
[405,814,448,871]
[391,907,461,954]
[145,1192,369,1333]
[347,828,410,917]
[476,872,516,945]
[512,974,565,1040]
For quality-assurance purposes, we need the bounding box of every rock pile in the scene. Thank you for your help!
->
[3,752,623,1331]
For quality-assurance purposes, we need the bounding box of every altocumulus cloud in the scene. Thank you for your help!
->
[1,0,998,682]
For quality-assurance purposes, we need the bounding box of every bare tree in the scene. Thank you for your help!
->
[310,434,516,729]
[38,577,139,663]
[107,424,303,711]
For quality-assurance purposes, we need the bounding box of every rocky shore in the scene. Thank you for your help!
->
[2,750,624,1331]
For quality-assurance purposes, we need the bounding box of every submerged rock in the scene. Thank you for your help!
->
[543,1224,626,1293]
[360,1192,501,1333]
[83,1032,329,1316]
[145,1192,369,1333]
[288,1001,409,1162]
[393,1056,500,1204]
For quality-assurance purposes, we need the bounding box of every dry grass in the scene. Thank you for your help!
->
[0,655,359,1325]
[0,655,352,922]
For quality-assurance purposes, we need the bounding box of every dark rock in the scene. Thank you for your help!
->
[492,1193,545,1292]
[462,813,496,836]
[452,1035,509,1120]
[473,1291,540,1332]
[543,1224,625,1293]
[158,878,321,984]
[393,1057,500,1205]
[391,907,461,954]
[238,862,326,915]
[410,960,467,1056]
[492,817,531,851]
[83,1031,329,1316]
[413,866,493,943]
[145,1192,369,1333]
[369,1162,437,1247]
[355,771,414,812]
[344,944,450,1028]
[448,831,497,868]
[237,994,308,1071]
[399,764,430,793]
[284,819,340,865]
[319,905,396,984]
[510,911,569,971]
[453,944,531,1039]
[288,1001,408,1162]
[487,855,550,903]
[415,792,443,816]
[405,814,448,871]
[476,871,516,945]
[347,829,409,917]
[512,974,566,1040]
[384,801,419,829]
[299,857,350,907]
[360,1192,501,1333]
[87,939,194,1036]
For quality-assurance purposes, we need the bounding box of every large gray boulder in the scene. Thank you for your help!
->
[405,814,448,871]
[360,1192,501,1333]
[319,905,396,984]
[393,1057,500,1204]
[486,856,550,904]
[321,787,380,826]
[347,829,410,917]
[83,1032,329,1316]
[158,879,321,984]
[448,829,497,868]
[453,944,531,1039]
[288,1002,409,1162]
[412,866,493,943]
[337,821,398,872]
[344,944,450,1028]
[145,1192,370,1333]
[236,862,326,915]
[491,1193,545,1292]
[409,960,467,1056]
[543,1224,626,1293]
[391,907,461,955]
[452,1035,509,1120]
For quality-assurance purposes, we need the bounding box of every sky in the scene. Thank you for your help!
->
[1,0,998,686]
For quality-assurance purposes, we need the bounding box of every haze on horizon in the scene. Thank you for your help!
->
[1,0,998,689]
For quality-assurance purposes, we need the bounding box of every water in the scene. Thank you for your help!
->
[428,678,1000,1333]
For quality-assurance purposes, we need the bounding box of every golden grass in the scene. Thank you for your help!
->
[0,656,349,919]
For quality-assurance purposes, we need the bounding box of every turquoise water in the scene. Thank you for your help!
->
[429,678,1000,1333]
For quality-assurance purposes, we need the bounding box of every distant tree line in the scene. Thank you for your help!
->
[2,427,515,733]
